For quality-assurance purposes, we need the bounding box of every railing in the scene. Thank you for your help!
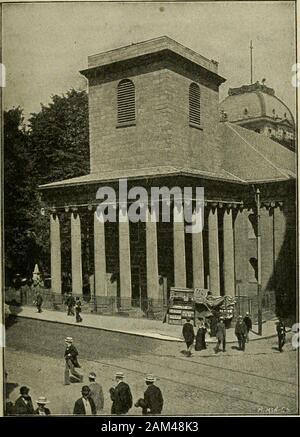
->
[5,286,281,322]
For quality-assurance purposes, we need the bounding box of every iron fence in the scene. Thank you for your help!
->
[5,286,282,322]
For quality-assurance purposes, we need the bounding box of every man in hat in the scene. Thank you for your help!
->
[135,375,164,415]
[243,312,252,342]
[73,386,96,415]
[215,317,226,353]
[276,319,286,352]
[64,337,83,385]
[66,292,75,316]
[88,372,104,413]
[109,372,133,415]
[14,386,35,415]
[235,315,248,351]
[35,397,51,415]
[182,318,195,357]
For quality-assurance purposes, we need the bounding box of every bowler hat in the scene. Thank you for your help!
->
[81,386,90,394]
[89,372,96,380]
[20,386,30,395]
[135,398,146,409]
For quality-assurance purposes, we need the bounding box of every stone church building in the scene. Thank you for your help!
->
[40,37,296,317]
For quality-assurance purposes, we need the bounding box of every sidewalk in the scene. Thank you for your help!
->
[9,305,281,343]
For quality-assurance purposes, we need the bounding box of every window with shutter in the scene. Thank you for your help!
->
[189,83,201,127]
[117,79,136,126]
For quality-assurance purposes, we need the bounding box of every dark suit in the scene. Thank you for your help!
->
[35,407,51,415]
[73,397,96,415]
[235,321,247,350]
[143,384,164,415]
[64,344,81,384]
[110,381,133,415]
[277,322,286,352]
[14,396,35,415]
[182,322,195,348]
[67,295,75,315]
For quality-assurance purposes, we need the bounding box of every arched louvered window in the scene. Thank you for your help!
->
[189,83,201,127]
[117,79,136,125]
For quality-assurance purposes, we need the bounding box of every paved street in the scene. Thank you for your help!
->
[5,318,298,415]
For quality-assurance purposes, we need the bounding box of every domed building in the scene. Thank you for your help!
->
[220,81,295,150]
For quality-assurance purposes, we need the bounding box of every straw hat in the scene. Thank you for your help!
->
[65,337,73,343]
[89,372,96,380]
[36,396,49,404]
[145,374,156,383]
[115,371,124,379]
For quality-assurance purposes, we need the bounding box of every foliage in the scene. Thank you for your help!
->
[4,89,89,284]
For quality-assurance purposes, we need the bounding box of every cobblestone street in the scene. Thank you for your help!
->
[5,318,298,416]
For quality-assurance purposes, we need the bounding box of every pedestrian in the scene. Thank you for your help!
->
[75,297,83,323]
[243,312,252,342]
[195,318,207,351]
[215,317,226,353]
[66,292,75,316]
[276,319,286,352]
[135,374,164,415]
[34,290,43,313]
[88,372,104,413]
[14,386,35,415]
[35,397,51,415]
[109,372,133,415]
[73,386,96,415]
[235,315,247,351]
[182,318,195,357]
[64,337,83,385]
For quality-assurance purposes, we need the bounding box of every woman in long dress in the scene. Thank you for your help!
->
[195,318,207,351]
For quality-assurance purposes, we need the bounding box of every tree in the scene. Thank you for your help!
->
[4,107,40,282]
[28,89,89,185]
[4,89,90,283]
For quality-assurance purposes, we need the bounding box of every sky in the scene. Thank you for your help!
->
[2,1,297,120]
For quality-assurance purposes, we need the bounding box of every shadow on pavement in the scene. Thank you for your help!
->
[5,305,23,330]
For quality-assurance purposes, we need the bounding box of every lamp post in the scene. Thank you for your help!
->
[255,188,263,335]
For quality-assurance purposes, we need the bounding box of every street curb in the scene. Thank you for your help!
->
[12,311,279,343]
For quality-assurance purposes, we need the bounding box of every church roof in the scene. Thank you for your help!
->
[39,122,295,190]
[220,82,295,127]
[218,123,296,183]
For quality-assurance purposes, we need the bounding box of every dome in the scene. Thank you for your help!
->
[220,82,295,127]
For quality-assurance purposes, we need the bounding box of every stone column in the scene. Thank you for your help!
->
[223,207,235,296]
[94,209,107,296]
[119,206,132,306]
[208,206,220,294]
[50,213,61,295]
[71,211,82,295]
[173,202,186,288]
[273,204,286,283]
[192,207,204,289]
[146,207,160,300]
